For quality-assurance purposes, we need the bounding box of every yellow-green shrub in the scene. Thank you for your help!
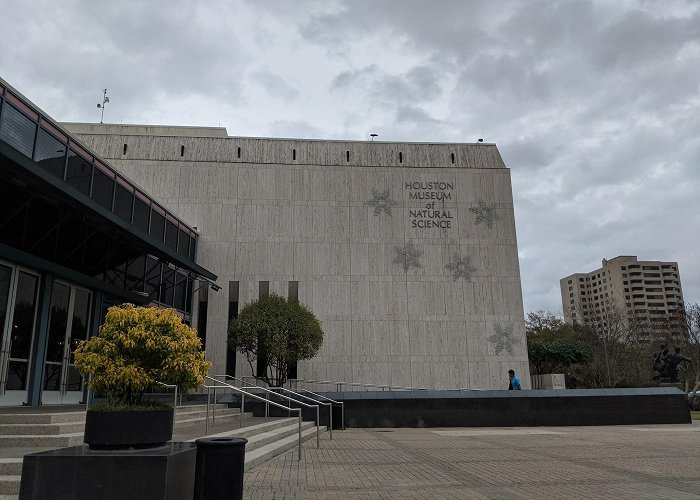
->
[75,304,211,406]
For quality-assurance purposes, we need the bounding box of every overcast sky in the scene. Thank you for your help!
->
[2,0,698,314]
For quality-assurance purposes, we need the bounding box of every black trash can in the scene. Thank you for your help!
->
[193,437,248,500]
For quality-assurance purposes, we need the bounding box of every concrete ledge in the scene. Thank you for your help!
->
[19,442,196,500]
[319,388,691,428]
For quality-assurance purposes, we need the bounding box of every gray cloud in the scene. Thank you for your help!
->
[2,0,699,313]
[332,65,443,107]
[394,105,441,125]
[251,70,300,101]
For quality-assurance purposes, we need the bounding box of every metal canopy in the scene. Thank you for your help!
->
[0,138,216,284]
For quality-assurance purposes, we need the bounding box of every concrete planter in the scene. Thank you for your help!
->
[84,408,174,449]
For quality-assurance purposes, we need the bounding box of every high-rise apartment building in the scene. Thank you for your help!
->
[560,256,684,333]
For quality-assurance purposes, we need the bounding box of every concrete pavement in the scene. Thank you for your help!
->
[244,422,700,499]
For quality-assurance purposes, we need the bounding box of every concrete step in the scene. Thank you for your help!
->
[0,475,20,496]
[190,417,313,446]
[0,415,323,497]
[189,417,322,469]
[0,433,83,449]
[0,459,21,496]
[174,406,235,420]
[245,425,319,470]
[175,411,241,428]
[175,403,229,411]
[0,460,21,476]
[246,421,318,451]
[0,422,84,436]
[0,412,85,425]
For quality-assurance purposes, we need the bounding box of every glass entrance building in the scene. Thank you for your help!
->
[0,77,217,406]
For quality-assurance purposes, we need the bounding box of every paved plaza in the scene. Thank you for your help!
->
[244,422,700,499]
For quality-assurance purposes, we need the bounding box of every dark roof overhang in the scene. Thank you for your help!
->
[0,140,216,282]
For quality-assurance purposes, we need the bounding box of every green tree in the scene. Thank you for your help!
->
[680,303,700,406]
[228,294,323,387]
[525,310,565,335]
[526,311,591,376]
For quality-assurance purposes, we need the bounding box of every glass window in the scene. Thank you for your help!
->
[44,283,70,390]
[161,267,175,306]
[132,193,150,234]
[0,265,12,344]
[144,257,161,299]
[165,219,178,251]
[185,278,193,314]
[66,149,92,196]
[6,271,38,390]
[174,271,187,311]
[150,208,165,242]
[0,103,36,158]
[126,254,146,291]
[65,288,90,391]
[91,164,114,210]
[197,285,208,349]
[114,181,134,222]
[177,228,190,258]
[104,259,127,289]
[34,127,67,179]
[286,279,300,379]
[225,281,239,375]
[256,281,270,377]
[288,281,298,301]
[189,237,196,260]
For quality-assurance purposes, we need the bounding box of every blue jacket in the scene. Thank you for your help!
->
[510,376,521,390]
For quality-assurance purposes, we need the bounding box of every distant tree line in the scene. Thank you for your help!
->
[526,304,700,401]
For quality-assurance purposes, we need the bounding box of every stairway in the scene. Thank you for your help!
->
[0,404,322,498]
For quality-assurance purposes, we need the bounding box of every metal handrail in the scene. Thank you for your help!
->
[154,381,179,408]
[296,388,345,431]
[85,374,93,410]
[202,383,230,434]
[269,387,333,440]
[241,385,321,448]
[203,377,306,460]
[289,378,427,392]
[215,374,323,445]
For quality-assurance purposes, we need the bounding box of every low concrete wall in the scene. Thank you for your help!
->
[317,387,690,428]
[531,374,566,390]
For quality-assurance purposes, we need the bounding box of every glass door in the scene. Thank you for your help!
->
[42,284,91,405]
[0,264,39,406]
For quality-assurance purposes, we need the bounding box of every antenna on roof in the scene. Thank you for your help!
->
[370,133,378,141]
[96,89,109,123]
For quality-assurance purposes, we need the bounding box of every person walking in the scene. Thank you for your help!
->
[508,369,521,390]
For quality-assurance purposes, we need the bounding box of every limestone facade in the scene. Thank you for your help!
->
[65,123,530,390]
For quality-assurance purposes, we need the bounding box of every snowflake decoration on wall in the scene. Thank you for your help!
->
[366,189,397,216]
[469,201,499,227]
[444,253,476,281]
[488,323,518,355]
[394,241,423,272]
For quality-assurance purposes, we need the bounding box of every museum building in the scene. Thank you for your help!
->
[63,126,531,392]
[0,76,530,406]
